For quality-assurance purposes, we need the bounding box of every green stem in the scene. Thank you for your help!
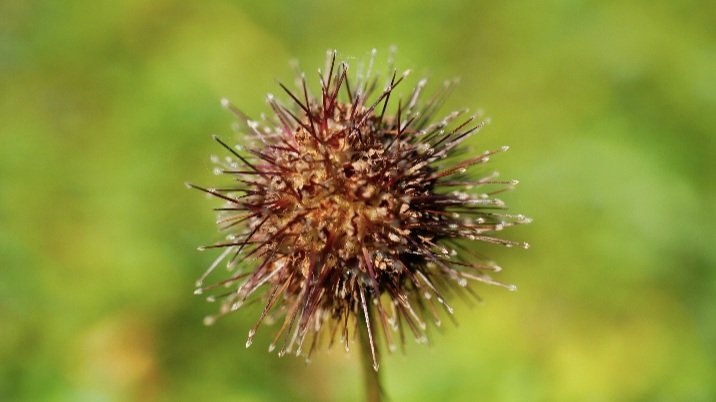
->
[358,302,382,402]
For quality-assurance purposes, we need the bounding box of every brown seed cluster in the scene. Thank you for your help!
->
[189,50,530,370]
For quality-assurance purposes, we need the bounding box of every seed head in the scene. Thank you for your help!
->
[189,50,530,370]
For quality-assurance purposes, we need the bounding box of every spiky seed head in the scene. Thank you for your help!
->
[189,50,530,370]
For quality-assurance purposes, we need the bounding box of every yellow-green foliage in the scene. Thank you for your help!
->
[1,1,714,401]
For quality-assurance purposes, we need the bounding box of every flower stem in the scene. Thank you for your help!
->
[358,303,382,402]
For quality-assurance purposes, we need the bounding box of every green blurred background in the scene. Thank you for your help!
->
[2,1,715,401]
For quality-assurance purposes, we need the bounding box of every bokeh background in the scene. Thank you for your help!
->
[2,1,715,401]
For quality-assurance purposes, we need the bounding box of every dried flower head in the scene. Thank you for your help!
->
[189,50,530,370]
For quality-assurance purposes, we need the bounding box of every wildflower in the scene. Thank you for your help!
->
[188,50,530,371]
